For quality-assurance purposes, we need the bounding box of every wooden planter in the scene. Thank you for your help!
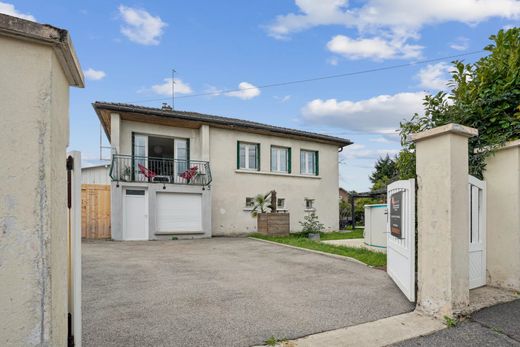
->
[257,213,290,236]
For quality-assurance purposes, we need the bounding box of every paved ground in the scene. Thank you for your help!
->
[393,299,520,346]
[82,238,413,347]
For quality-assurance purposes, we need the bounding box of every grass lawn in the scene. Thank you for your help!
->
[320,229,364,240]
[250,232,386,268]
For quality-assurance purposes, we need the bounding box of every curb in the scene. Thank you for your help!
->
[248,237,371,267]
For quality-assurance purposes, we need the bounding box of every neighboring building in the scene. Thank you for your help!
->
[82,163,111,185]
[339,187,349,201]
[93,102,351,240]
[0,14,84,346]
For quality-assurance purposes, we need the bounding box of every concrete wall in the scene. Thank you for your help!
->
[82,165,111,185]
[0,36,70,346]
[484,140,520,291]
[209,127,340,235]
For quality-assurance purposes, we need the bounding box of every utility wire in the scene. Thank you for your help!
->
[126,50,485,104]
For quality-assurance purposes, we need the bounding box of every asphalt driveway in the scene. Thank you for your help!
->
[82,238,413,347]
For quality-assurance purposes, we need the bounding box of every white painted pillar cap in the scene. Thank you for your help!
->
[409,123,478,143]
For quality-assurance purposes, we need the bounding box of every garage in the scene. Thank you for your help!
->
[156,192,203,233]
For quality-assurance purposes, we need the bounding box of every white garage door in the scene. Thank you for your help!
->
[156,193,202,233]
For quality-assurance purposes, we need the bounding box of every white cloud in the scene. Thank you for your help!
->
[267,0,353,39]
[369,136,392,144]
[327,56,339,66]
[83,68,106,81]
[450,36,470,51]
[268,0,520,60]
[150,78,192,96]
[274,95,291,103]
[0,2,36,21]
[268,0,520,39]
[342,143,399,161]
[327,35,422,60]
[225,82,261,100]
[301,92,426,133]
[417,62,451,90]
[118,5,166,45]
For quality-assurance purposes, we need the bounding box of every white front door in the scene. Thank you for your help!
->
[469,175,486,289]
[124,189,148,240]
[387,179,416,302]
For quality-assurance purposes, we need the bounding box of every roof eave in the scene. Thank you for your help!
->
[93,102,352,147]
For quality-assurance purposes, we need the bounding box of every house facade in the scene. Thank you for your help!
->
[93,102,351,240]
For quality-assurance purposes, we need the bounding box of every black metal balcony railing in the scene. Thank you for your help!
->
[110,154,212,186]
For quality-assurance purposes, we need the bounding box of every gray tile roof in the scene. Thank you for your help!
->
[93,102,352,147]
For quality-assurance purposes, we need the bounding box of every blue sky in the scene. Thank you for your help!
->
[2,1,519,191]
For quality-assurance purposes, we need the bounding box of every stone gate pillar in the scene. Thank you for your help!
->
[484,140,520,291]
[412,123,478,317]
[0,15,83,346]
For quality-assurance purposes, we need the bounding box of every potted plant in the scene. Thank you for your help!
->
[119,166,132,181]
[300,212,324,241]
[252,190,290,236]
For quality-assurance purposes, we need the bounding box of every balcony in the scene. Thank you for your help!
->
[110,154,212,186]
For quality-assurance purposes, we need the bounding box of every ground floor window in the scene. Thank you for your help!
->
[305,198,315,211]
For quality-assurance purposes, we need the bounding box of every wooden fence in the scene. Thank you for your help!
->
[81,184,111,239]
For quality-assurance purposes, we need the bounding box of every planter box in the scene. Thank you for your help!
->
[257,213,290,236]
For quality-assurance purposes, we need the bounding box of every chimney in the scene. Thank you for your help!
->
[161,103,172,111]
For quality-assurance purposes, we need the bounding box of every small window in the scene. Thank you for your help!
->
[277,198,286,210]
[238,142,260,170]
[126,189,145,196]
[300,150,318,175]
[245,197,255,208]
[305,198,315,210]
[271,146,290,173]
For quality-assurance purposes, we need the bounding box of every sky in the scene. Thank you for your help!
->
[2,1,519,191]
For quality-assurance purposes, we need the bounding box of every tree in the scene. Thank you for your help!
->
[369,154,398,191]
[398,28,520,179]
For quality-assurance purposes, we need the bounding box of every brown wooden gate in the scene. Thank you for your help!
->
[81,184,111,239]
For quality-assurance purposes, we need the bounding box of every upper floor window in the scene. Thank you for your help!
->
[300,150,319,175]
[271,146,291,173]
[238,142,259,170]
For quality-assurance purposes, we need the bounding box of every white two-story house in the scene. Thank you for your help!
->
[93,102,351,240]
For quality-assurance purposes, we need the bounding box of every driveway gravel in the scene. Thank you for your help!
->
[82,238,413,347]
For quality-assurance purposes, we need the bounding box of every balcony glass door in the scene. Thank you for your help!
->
[175,139,188,179]
[133,134,148,181]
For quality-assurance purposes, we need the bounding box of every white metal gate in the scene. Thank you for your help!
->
[387,179,416,302]
[469,175,486,289]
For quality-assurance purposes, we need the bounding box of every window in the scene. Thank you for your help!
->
[277,198,286,210]
[238,142,260,170]
[305,198,315,210]
[245,197,255,208]
[271,146,291,173]
[300,150,318,175]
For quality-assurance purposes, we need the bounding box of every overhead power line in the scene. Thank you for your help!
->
[126,50,485,104]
